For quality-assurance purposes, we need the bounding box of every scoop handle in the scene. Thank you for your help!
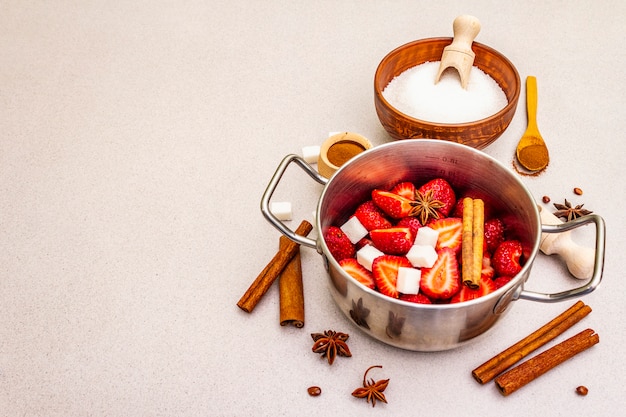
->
[448,15,481,54]
[539,207,594,279]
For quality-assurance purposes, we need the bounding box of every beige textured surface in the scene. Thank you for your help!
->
[1,1,625,416]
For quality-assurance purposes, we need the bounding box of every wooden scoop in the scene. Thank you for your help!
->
[516,76,550,171]
[435,15,481,89]
[539,206,594,280]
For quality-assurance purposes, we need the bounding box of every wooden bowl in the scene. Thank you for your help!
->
[374,38,521,149]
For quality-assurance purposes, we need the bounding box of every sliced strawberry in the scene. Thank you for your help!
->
[324,226,355,262]
[391,181,416,200]
[484,218,506,253]
[493,275,514,289]
[372,255,412,299]
[492,240,523,277]
[399,293,432,304]
[450,275,497,303]
[370,227,414,255]
[372,189,415,219]
[353,200,392,231]
[417,178,456,218]
[419,247,461,300]
[429,217,463,253]
[339,258,375,290]
[396,216,422,236]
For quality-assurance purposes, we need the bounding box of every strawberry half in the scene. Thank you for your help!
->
[370,227,414,255]
[324,226,356,262]
[353,200,392,231]
[372,255,413,299]
[492,240,523,277]
[419,247,460,300]
[450,275,497,303]
[429,217,463,253]
[417,178,456,218]
[372,189,415,219]
[391,181,416,200]
[339,258,375,290]
[484,218,506,253]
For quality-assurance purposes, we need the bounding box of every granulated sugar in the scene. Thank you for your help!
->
[382,61,507,123]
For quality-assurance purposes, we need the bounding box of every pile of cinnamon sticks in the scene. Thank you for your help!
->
[237,220,312,328]
[472,300,599,395]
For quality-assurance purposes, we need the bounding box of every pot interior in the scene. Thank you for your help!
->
[318,139,540,272]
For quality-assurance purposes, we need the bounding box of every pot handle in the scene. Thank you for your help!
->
[518,214,606,302]
[260,154,328,249]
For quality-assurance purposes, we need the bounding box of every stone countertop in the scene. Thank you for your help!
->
[1,1,625,416]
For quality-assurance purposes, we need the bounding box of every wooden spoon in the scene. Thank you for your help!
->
[516,76,549,171]
[435,15,481,89]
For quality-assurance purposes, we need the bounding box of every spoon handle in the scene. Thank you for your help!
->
[526,76,539,133]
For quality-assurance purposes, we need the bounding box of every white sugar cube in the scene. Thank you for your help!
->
[302,145,321,163]
[340,216,368,244]
[270,201,292,221]
[406,245,438,268]
[356,245,384,271]
[413,226,439,248]
[396,266,421,294]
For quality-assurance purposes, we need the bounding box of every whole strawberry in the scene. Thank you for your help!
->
[354,200,392,231]
[484,218,505,253]
[492,240,523,277]
[417,178,456,218]
[324,226,355,262]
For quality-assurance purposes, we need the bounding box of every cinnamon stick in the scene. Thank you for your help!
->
[461,197,474,288]
[495,328,599,396]
[472,300,591,384]
[279,249,305,327]
[237,220,313,313]
[462,198,483,289]
[471,198,484,288]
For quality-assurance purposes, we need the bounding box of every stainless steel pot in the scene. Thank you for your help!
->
[261,140,605,351]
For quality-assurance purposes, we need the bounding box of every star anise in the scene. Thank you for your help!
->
[311,330,352,365]
[351,365,390,407]
[410,189,445,225]
[553,199,593,222]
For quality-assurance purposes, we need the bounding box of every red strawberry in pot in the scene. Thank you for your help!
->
[484,218,506,253]
[372,189,415,219]
[419,247,461,300]
[450,275,497,303]
[324,226,355,262]
[492,240,524,277]
[372,255,413,299]
[370,227,414,255]
[417,178,456,218]
[339,258,376,290]
[354,200,392,231]
[391,181,416,200]
[429,217,463,254]
[396,216,422,236]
